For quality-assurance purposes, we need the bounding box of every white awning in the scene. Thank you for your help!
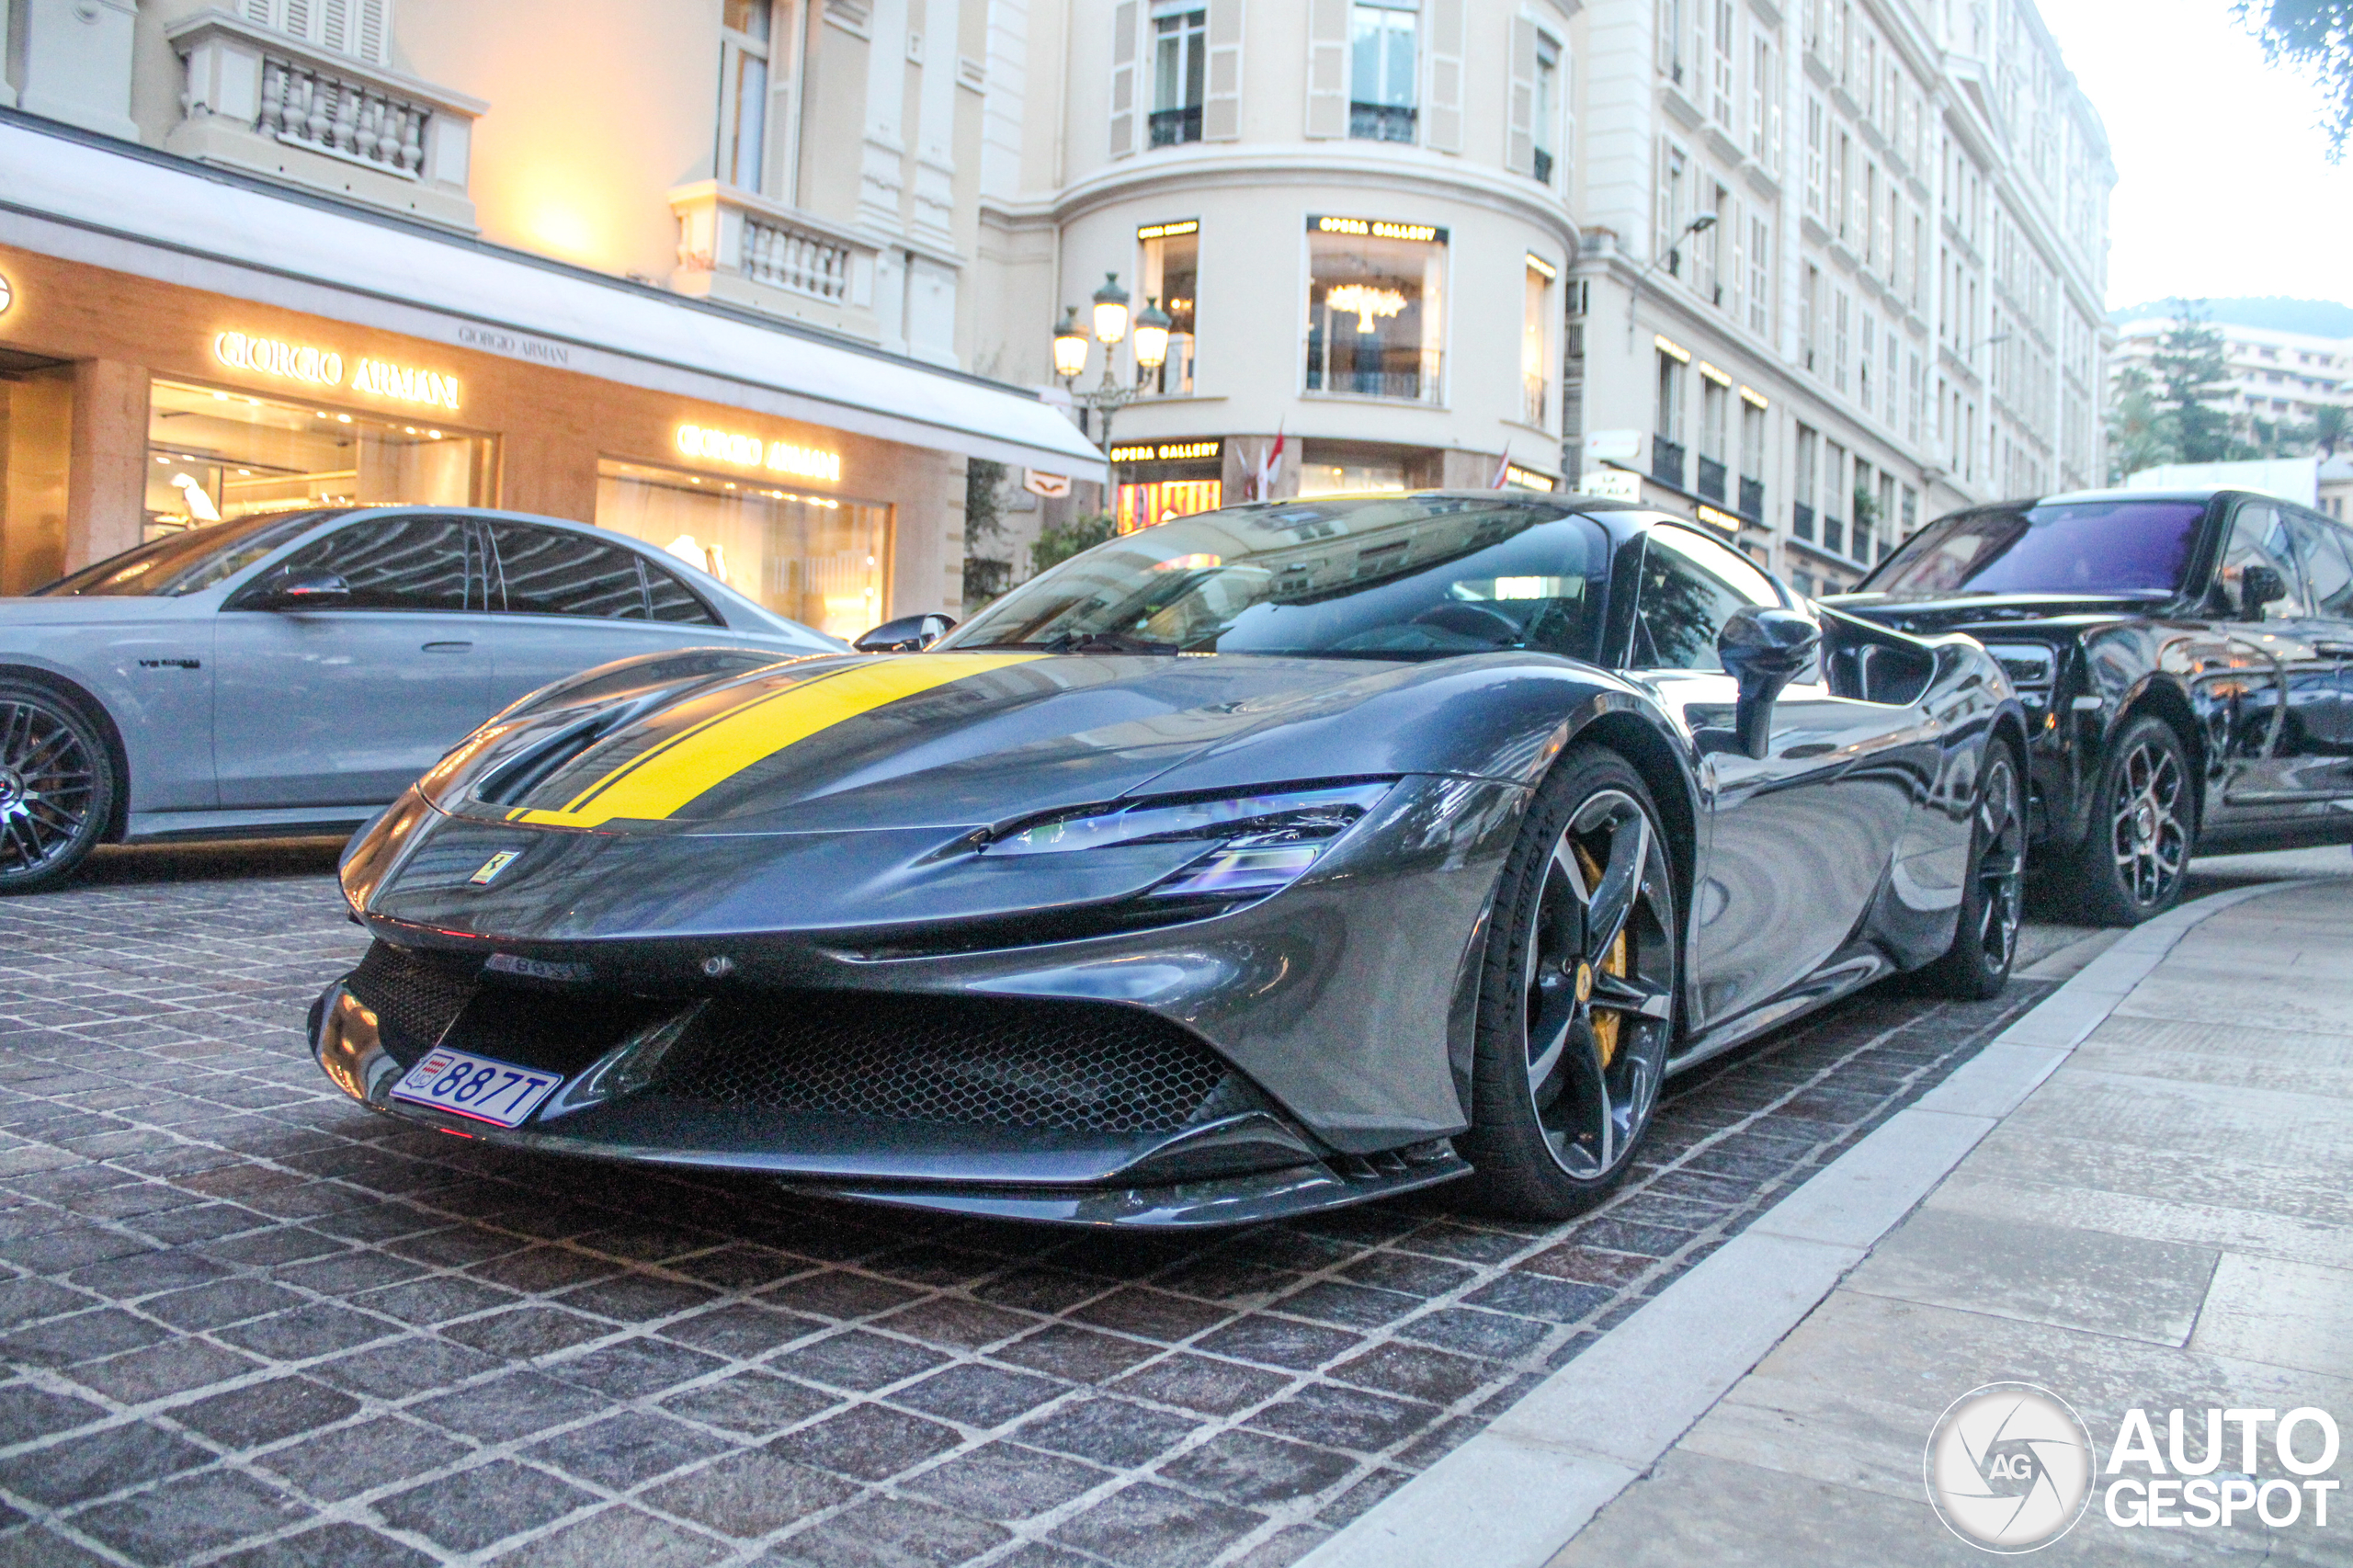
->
[0,119,1105,480]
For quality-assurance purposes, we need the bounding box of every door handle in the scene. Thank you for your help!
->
[421,641,474,653]
[2315,641,2353,657]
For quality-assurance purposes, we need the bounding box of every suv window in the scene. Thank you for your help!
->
[490,523,647,619]
[2284,510,2353,619]
[2212,502,2315,621]
[251,515,472,611]
[643,559,723,626]
[1631,526,1779,671]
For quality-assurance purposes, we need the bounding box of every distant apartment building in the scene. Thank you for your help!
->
[1570,0,2116,593]
[2111,315,2353,435]
[0,0,1100,621]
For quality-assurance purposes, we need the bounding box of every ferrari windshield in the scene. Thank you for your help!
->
[35,511,340,597]
[944,494,1609,662]
[1860,498,2209,598]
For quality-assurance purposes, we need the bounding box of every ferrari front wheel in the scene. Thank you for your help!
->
[1462,745,1679,1220]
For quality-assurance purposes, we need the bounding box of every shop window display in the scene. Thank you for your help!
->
[144,379,491,539]
[1305,220,1445,403]
[1116,479,1222,534]
[594,458,888,640]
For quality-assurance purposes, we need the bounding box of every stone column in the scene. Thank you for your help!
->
[65,359,147,571]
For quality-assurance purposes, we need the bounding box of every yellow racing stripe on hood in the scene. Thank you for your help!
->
[506,653,1043,828]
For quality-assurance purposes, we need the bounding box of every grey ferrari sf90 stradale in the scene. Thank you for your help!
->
[316,493,2028,1227]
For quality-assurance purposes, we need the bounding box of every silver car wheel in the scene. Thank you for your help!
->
[0,694,103,885]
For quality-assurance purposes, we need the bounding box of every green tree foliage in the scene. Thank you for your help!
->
[2238,2,2353,158]
[2149,301,2247,463]
[1030,512,1118,574]
[2317,403,2347,457]
[961,459,1011,611]
[2106,365,2181,483]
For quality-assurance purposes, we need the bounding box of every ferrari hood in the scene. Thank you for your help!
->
[438,650,1451,838]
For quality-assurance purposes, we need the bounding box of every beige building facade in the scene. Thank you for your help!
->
[0,0,1101,622]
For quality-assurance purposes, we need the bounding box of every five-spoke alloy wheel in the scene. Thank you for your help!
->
[0,682,115,894]
[1465,745,1679,1218]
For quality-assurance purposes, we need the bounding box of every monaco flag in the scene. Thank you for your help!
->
[1251,426,1286,501]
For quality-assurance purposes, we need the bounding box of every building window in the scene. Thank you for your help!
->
[1738,396,1766,520]
[1350,0,1418,142]
[1698,376,1728,503]
[1821,438,1847,555]
[1746,214,1770,336]
[1801,263,1819,371]
[1140,223,1199,394]
[595,458,887,641]
[1523,260,1552,426]
[1793,422,1817,540]
[1297,449,1408,497]
[145,378,491,536]
[1533,34,1561,184]
[719,0,772,192]
[1305,218,1445,403]
[1150,4,1208,147]
[1654,352,1688,487]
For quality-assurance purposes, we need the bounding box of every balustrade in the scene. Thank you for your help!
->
[259,57,428,178]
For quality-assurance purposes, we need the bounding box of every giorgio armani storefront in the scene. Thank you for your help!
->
[0,129,1101,622]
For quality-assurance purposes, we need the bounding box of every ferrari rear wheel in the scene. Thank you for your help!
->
[1919,742,2024,999]
[1462,745,1678,1220]
[0,681,114,895]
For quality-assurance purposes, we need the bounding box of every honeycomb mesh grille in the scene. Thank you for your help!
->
[346,941,479,1061]
[655,992,1233,1134]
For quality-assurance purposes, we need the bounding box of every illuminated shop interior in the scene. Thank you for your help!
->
[144,379,491,538]
[594,457,887,639]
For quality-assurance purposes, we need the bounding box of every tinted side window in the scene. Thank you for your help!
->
[491,524,647,619]
[263,515,471,611]
[644,560,722,626]
[2212,503,2315,621]
[1630,527,1779,672]
[2286,511,2353,619]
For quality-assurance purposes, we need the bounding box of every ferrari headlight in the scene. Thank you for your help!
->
[986,781,1393,900]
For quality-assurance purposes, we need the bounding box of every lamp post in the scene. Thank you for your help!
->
[1053,272,1170,453]
[1624,212,1719,353]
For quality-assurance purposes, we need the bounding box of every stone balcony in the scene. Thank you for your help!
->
[164,9,484,231]
[668,181,882,344]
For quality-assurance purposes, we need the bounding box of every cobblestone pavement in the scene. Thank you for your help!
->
[0,849,2053,1568]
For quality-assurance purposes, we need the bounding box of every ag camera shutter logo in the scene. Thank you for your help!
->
[1925,1382,2095,1552]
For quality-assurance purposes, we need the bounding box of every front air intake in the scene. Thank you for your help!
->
[653,991,1237,1135]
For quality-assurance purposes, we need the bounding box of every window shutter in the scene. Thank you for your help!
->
[1203,0,1244,141]
[1109,2,1139,158]
[1306,0,1348,138]
[1727,194,1744,321]
[321,0,349,54]
[1426,0,1465,153]
[1506,16,1536,174]
[356,0,388,63]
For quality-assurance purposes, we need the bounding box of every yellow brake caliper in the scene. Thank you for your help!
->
[1574,843,1630,1069]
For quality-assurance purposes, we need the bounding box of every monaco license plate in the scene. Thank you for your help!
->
[391,1048,563,1128]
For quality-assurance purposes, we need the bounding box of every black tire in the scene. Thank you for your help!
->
[1461,744,1680,1220]
[2060,714,2192,926]
[1921,740,2025,998]
[0,680,117,895]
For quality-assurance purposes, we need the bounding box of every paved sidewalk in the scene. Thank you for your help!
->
[1544,877,2353,1565]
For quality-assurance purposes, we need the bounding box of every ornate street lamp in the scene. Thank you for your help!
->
[1053,274,1160,452]
[1132,298,1173,375]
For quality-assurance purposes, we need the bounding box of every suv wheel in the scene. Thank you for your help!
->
[2063,714,2191,926]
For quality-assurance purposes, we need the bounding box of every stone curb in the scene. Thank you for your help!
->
[1293,881,2308,1568]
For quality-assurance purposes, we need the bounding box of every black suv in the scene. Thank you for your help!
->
[1829,489,2353,924]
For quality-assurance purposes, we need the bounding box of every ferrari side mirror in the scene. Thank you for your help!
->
[854,613,956,653]
[2239,563,2287,620]
[1718,606,1821,759]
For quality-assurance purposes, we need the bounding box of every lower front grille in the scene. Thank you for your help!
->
[654,991,1235,1135]
[345,940,481,1062]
